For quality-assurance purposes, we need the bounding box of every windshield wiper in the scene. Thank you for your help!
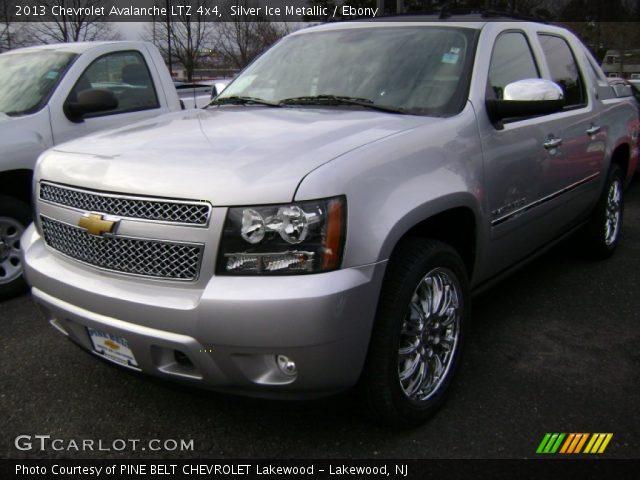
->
[206,96,281,108]
[278,95,405,114]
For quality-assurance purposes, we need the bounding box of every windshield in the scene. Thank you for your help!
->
[218,26,477,115]
[0,50,77,116]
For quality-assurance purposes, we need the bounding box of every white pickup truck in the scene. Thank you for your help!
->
[0,41,183,299]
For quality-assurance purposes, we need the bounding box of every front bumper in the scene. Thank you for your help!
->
[22,224,387,398]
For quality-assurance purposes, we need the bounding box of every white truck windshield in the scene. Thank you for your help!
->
[0,50,77,116]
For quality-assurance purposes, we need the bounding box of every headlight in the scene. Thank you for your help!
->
[217,196,346,275]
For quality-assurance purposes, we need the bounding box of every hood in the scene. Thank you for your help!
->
[38,106,427,205]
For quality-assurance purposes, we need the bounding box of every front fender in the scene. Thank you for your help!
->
[295,104,486,270]
[0,108,53,171]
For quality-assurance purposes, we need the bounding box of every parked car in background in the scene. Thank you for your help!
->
[211,79,232,99]
[609,77,640,104]
[175,78,233,108]
[175,80,214,109]
[628,79,640,99]
[0,41,182,300]
[609,78,640,176]
[21,15,639,426]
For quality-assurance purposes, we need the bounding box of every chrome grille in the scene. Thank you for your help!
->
[41,217,203,281]
[39,182,210,225]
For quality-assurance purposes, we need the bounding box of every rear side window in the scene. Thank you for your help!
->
[538,34,586,108]
[488,31,540,100]
[584,47,607,83]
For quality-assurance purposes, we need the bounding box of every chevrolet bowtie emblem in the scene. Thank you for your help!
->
[103,340,121,351]
[78,213,118,236]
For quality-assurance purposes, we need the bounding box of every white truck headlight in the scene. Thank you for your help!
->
[218,196,346,275]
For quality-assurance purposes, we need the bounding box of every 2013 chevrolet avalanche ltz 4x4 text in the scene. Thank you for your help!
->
[22,15,639,427]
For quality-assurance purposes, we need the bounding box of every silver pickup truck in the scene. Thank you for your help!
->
[21,15,639,427]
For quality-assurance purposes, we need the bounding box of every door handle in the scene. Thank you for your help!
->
[586,125,601,136]
[543,137,563,150]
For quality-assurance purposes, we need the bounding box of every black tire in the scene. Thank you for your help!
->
[359,238,469,428]
[583,165,624,260]
[0,195,31,301]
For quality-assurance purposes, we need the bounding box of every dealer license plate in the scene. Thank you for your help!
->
[87,328,139,368]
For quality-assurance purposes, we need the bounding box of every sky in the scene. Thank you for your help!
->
[117,22,147,41]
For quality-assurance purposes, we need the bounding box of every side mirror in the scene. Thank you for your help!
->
[486,79,565,123]
[64,89,118,123]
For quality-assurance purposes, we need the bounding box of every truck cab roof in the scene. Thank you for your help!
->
[2,41,154,56]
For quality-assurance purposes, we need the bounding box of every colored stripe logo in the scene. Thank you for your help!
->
[537,433,613,454]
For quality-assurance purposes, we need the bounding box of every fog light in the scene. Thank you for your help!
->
[276,355,297,376]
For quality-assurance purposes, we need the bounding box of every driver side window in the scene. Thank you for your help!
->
[489,32,540,100]
[66,51,159,117]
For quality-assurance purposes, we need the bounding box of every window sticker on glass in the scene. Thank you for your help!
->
[442,48,460,64]
[45,71,59,80]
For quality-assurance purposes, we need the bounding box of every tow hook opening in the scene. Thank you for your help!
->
[174,350,193,367]
[152,346,203,380]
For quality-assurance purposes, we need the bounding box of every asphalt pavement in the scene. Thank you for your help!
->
[1,180,638,460]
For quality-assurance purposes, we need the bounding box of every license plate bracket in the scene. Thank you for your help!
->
[87,327,139,368]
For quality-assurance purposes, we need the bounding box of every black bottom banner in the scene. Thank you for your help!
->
[3,459,640,480]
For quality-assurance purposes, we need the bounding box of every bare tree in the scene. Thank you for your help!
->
[144,0,216,82]
[598,22,640,74]
[214,20,292,70]
[23,0,118,44]
[214,0,293,70]
[0,0,14,51]
[559,2,640,63]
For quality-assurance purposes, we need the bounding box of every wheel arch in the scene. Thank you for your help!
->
[608,143,631,184]
[379,196,481,282]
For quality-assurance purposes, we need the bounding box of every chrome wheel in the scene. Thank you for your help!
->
[0,217,25,285]
[398,267,461,402]
[604,178,622,246]
[361,238,468,426]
